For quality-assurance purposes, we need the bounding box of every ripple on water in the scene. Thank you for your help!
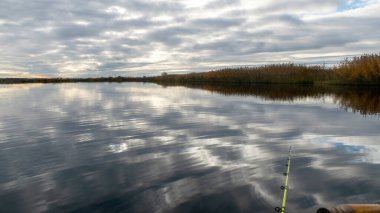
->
[0,83,379,213]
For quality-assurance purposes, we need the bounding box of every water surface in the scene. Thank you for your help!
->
[0,83,379,213]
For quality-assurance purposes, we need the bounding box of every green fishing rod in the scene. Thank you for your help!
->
[275,146,292,213]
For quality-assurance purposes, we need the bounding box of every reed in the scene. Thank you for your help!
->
[1,53,380,85]
[154,64,335,85]
[155,53,380,85]
[335,53,380,84]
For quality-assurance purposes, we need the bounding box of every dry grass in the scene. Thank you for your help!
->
[1,53,380,85]
[156,53,380,85]
[335,54,380,84]
[155,64,335,84]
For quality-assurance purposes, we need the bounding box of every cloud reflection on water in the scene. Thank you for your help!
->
[0,83,379,213]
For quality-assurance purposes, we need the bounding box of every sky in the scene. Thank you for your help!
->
[0,0,380,77]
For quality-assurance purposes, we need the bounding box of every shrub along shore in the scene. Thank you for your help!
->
[1,54,380,85]
[154,54,380,85]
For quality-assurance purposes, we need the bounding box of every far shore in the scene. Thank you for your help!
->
[1,53,379,86]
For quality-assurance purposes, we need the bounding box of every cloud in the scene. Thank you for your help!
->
[0,0,379,77]
[146,26,199,46]
[204,0,241,9]
[54,23,102,39]
[191,17,245,28]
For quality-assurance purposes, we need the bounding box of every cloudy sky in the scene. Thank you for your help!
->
[1,0,380,77]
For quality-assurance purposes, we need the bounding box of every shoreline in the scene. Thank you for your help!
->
[1,77,379,87]
[2,53,379,86]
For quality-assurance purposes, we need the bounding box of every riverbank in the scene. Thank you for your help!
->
[1,53,379,85]
[153,54,380,86]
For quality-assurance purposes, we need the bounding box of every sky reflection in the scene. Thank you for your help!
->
[0,83,379,213]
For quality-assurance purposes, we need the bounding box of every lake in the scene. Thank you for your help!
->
[0,83,379,213]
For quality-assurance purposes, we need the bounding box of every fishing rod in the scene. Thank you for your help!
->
[275,146,292,213]
[273,146,380,213]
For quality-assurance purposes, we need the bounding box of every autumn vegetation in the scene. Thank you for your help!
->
[154,64,334,84]
[1,54,379,115]
[155,53,380,85]
[1,53,380,85]
[335,54,380,84]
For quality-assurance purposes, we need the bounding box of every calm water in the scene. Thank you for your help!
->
[0,83,379,213]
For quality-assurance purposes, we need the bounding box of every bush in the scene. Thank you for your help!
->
[336,54,380,84]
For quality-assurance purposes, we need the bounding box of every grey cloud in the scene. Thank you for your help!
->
[145,17,245,46]
[107,18,156,29]
[245,33,359,54]
[310,16,380,41]
[186,14,370,60]
[116,38,149,47]
[253,0,346,14]
[0,0,379,77]
[0,1,114,23]
[53,22,155,44]
[190,40,248,55]
[52,17,157,40]
[261,14,304,26]
[96,62,129,71]
[191,17,246,28]
[146,26,201,46]
[121,0,184,14]
[108,44,139,54]
[204,0,241,9]
[189,32,358,59]
[54,24,101,39]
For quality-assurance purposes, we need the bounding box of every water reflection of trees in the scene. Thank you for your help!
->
[158,83,380,115]
[333,88,380,115]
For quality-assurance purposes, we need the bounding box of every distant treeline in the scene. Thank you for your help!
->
[1,53,379,85]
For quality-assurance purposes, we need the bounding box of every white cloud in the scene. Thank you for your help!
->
[0,0,379,77]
